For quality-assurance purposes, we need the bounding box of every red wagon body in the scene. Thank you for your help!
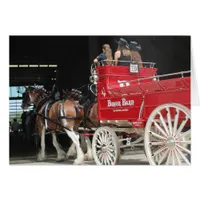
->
[96,65,190,128]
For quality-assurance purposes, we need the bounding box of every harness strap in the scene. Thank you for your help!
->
[35,112,74,132]
[44,102,50,129]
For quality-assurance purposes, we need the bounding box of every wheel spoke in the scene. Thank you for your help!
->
[166,150,171,165]
[97,138,102,145]
[166,108,173,136]
[177,129,191,140]
[107,146,115,152]
[176,116,189,137]
[97,150,102,157]
[174,149,181,165]
[100,130,105,143]
[153,121,168,138]
[155,154,159,163]
[173,108,180,136]
[158,149,169,165]
[176,140,191,144]
[152,146,168,157]
[106,152,114,164]
[150,130,166,140]
[151,141,165,146]
[98,152,103,161]
[176,144,191,155]
[158,111,170,136]
[104,131,109,143]
[104,156,109,165]
[171,150,176,165]
[96,144,102,148]
[104,134,110,144]
[107,149,115,159]
[106,136,113,145]
[101,154,106,165]
[103,131,107,143]
[176,146,190,165]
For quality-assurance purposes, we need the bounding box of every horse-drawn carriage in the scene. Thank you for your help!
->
[21,61,191,165]
[89,61,191,165]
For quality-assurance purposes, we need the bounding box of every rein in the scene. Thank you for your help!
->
[34,112,82,132]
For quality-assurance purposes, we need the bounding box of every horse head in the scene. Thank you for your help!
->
[21,86,46,109]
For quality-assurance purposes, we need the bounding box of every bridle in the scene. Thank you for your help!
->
[23,88,47,107]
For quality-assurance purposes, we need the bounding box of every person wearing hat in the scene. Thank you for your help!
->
[93,44,113,66]
[129,41,143,68]
[114,38,131,66]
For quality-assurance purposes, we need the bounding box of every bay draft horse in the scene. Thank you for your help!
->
[61,86,99,158]
[21,86,93,165]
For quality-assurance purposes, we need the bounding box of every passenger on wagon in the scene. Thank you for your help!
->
[129,41,143,68]
[93,44,113,66]
[114,38,131,66]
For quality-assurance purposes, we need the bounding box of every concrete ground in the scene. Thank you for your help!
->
[10,148,149,165]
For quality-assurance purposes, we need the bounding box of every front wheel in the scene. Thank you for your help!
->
[92,126,120,165]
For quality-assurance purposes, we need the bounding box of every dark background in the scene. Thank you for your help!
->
[9,36,190,90]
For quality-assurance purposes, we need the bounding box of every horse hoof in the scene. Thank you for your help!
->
[37,158,46,162]
[66,155,76,160]
[37,154,46,162]
[56,158,65,162]
[87,156,93,161]
[73,159,84,165]
[84,154,93,161]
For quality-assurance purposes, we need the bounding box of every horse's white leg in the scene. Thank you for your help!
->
[84,136,93,161]
[52,132,66,161]
[60,104,84,164]
[66,142,76,159]
[37,126,46,161]
[64,129,84,165]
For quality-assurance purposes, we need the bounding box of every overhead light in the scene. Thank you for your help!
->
[19,65,28,67]
[29,65,38,67]
[39,65,48,67]
[49,65,57,67]
[9,65,18,68]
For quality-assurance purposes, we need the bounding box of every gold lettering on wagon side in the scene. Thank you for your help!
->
[107,98,134,107]
[113,109,129,112]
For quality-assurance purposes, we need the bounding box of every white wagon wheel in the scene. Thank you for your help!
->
[92,126,120,165]
[144,103,191,165]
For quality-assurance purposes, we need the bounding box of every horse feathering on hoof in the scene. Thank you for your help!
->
[21,86,85,165]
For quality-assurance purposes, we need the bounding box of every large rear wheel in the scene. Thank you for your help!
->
[144,103,191,165]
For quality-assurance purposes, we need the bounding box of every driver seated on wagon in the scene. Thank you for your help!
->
[129,40,143,68]
[114,38,143,67]
[93,44,113,66]
[93,38,143,68]
[114,38,131,66]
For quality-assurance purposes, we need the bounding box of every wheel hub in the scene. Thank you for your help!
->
[101,145,107,153]
[166,136,176,149]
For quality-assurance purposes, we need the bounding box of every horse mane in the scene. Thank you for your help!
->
[27,86,48,99]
